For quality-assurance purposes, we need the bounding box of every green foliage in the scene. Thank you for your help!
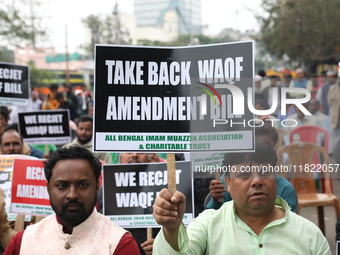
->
[80,14,131,59]
[138,34,231,47]
[81,9,233,57]
[257,0,340,70]
[29,63,53,88]
[0,1,46,47]
[0,47,14,62]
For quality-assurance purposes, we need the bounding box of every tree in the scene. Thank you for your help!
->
[257,0,340,71]
[81,11,131,59]
[0,46,14,62]
[28,62,53,88]
[0,0,46,48]
[137,34,229,47]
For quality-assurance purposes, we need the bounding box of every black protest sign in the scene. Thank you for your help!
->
[94,42,255,153]
[0,62,29,106]
[103,161,193,228]
[18,110,71,145]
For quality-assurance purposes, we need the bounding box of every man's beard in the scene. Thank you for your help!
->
[77,136,92,144]
[50,196,96,227]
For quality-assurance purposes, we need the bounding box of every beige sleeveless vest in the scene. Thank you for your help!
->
[20,209,127,255]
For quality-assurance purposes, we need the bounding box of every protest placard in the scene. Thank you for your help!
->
[18,110,71,145]
[0,155,36,221]
[0,62,29,106]
[102,161,193,228]
[93,42,255,153]
[10,158,52,217]
[191,151,225,172]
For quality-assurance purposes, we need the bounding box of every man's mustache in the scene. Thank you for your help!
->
[62,200,84,210]
[128,159,141,163]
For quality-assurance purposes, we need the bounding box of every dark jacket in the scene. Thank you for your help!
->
[58,101,78,121]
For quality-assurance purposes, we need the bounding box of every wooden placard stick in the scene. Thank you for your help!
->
[45,144,49,157]
[214,171,224,203]
[35,216,44,223]
[167,153,176,194]
[147,227,153,240]
[14,214,25,232]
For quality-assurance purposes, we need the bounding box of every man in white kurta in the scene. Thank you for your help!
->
[3,146,139,255]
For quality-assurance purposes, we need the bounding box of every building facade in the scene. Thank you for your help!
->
[133,0,202,35]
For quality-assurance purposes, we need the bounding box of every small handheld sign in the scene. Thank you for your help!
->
[18,110,71,145]
[0,62,30,107]
[11,158,52,217]
[102,161,193,228]
[0,155,37,222]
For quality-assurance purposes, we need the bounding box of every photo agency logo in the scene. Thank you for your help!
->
[193,55,314,130]
[196,82,312,128]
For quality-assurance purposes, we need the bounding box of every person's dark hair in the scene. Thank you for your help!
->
[309,97,320,106]
[255,99,268,109]
[55,92,64,100]
[76,115,93,126]
[255,125,278,145]
[284,73,292,79]
[49,84,58,91]
[0,106,9,121]
[44,145,101,182]
[63,84,71,90]
[4,123,19,132]
[257,70,266,77]
[222,139,277,177]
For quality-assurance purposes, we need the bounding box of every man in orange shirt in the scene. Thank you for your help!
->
[41,84,59,110]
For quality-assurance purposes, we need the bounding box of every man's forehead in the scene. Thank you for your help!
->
[2,132,21,142]
[51,170,95,183]
[78,121,92,126]
[230,163,271,172]
[229,162,273,173]
[53,159,92,173]
[234,161,271,166]
[52,177,93,184]
[226,161,276,177]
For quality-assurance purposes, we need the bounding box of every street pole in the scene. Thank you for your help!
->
[30,0,36,48]
[65,25,70,86]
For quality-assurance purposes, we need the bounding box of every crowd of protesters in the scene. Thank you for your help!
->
[254,68,337,155]
[0,68,338,254]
